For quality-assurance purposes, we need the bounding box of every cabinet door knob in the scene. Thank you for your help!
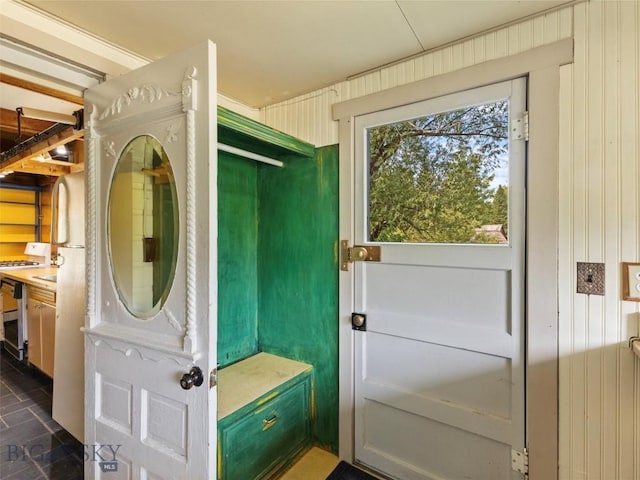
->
[180,366,204,390]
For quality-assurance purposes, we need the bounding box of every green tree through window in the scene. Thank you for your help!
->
[367,100,510,244]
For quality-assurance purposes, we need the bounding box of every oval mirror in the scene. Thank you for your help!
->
[108,135,179,319]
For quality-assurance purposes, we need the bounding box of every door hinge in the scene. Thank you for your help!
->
[340,240,381,271]
[511,111,529,141]
[511,448,529,477]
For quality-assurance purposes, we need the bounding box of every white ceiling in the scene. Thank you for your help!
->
[15,0,573,109]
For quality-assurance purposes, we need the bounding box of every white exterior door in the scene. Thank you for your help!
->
[345,79,527,479]
[84,41,217,479]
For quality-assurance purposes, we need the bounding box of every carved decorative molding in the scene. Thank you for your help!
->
[99,84,181,120]
[86,105,98,327]
[182,68,198,353]
[164,309,183,333]
[90,336,192,367]
[181,67,197,111]
[165,121,182,144]
[90,67,199,351]
[104,140,116,159]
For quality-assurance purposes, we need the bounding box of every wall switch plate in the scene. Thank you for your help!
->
[622,262,640,301]
[577,262,605,296]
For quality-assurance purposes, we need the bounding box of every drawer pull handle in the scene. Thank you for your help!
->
[262,415,278,431]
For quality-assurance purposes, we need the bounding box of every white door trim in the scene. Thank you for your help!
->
[335,38,573,480]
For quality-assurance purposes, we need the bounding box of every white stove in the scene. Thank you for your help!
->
[0,242,52,361]
[0,242,51,271]
[0,260,42,270]
[1,276,27,360]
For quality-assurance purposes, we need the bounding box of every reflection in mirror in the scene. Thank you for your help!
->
[108,135,178,319]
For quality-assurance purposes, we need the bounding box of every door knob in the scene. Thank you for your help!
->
[180,366,204,390]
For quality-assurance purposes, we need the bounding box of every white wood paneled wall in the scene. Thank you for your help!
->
[262,2,640,479]
[559,1,640,479]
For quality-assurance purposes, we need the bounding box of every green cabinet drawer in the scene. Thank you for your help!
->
[219,378,311,480]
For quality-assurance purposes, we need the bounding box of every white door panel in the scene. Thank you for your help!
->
[84,41,217,479]
[365,311,516,358]
[350,78,526,480]
[359,399,513,480]
[362,263,512,332]
[94,360,189,478]
[363,332,513,421]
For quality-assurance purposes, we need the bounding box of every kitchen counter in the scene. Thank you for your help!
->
[0,267,58,293]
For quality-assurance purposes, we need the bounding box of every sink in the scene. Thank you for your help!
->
[34,274,57,283]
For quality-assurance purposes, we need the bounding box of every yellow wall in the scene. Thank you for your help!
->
[0,188,36,260]
[41,188,52,244]
[0,186,51,260]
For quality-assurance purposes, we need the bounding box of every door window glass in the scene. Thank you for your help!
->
[367,100,509,244]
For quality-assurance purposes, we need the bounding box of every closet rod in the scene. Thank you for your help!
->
[217,143,284,167]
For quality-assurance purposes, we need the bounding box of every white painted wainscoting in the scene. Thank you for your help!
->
[558,2,640,479]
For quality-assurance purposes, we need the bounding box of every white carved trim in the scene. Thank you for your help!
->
[165,121,182,144]
[181,68,198,353]
[90,336,193,367]
[86,105,98,327]
[183,115,196,351]
[105,140,116,159]
[182,67,198,112]
[99,84,181,120]
[91,67,199,349]
[164,309,183,333]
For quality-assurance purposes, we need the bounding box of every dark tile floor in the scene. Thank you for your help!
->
[0,347,84,480]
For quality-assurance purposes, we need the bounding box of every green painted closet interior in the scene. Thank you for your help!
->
[216,107,338,453]
[218,153,259,365]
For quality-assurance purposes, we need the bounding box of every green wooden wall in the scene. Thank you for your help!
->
[217,153,259,367]
[258,145,339,452]
[217,144,339,452]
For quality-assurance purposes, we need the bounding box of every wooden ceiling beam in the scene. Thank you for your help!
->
[0,125,84,176]
[0,107,54,136]
[7,161,70,177]
[0,74,85,178]
[0,73,84,105]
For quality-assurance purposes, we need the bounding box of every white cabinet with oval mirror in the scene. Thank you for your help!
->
[85,41,217,480]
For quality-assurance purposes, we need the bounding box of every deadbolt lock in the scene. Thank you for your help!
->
[351,313,367,331]
[340,240,381,271]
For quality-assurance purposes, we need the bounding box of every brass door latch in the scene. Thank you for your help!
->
[340,240,381,271]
